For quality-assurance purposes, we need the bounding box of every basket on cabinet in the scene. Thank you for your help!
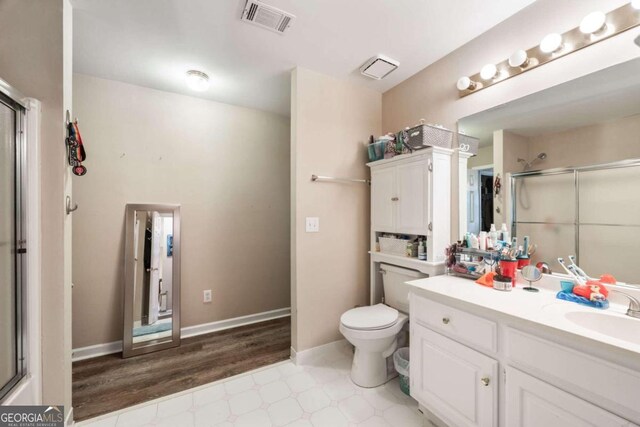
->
[379,236,411,256]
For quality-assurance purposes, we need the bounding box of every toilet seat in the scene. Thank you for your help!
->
[340,304,399,331]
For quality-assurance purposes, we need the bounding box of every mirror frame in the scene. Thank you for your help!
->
[123,203,181,358]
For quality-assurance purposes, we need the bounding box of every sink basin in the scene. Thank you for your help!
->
[565,311,640,344]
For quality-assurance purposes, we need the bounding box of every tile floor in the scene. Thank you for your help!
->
[77,341,423,427]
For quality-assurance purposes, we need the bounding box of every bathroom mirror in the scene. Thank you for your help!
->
[458,57,640,285]
[123,204,181,357]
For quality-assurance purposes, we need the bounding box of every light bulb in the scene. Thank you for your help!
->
[580,11,607,34]
[540,33,563,54]
[186,70,210,91]
[632,0,640,10]
[456,76,476,91]
[508,50,529,68]
[480,64,498,80]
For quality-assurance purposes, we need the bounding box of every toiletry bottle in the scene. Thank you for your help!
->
[406,241,413,257]
[470,234,479,250]
[418,240,427,261]
[479,231,487,251]
[489,224,498,250]
[501,223,510,242]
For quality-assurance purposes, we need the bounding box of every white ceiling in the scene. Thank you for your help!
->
[72,0,536,116]
[459,58,640,147]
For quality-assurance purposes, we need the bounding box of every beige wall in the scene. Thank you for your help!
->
[382,0,637,240]
[525,114,640,170]
[72,74,290,348]
[468,145,493,169]
[291,68,381,352]
[0,0,71,410]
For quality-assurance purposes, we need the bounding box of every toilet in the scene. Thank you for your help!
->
[339,263,427,388]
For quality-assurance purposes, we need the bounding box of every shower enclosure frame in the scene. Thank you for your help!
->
[0,86,27,402]
[510,157,640,267]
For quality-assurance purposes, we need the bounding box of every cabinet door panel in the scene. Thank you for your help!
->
[371,167,396,232]
[506,367,630,427]
[396,161,428,234]
[411,325,497,427]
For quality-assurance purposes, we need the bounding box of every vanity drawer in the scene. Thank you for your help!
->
[411,295,497,354]
[506,328,640,424]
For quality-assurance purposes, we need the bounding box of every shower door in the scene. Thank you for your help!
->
[0,92,25,401]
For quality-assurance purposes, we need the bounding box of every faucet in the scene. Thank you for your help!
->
[610,289,640,319]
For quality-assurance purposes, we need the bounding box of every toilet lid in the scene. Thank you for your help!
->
[340,304,399,330]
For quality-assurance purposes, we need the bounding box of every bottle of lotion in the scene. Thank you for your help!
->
[489,224,498,249]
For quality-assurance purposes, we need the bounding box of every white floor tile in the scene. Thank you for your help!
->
[259,380,292,404]
[310,406,348,427]
[285,420,313,427]
[337,395,374,423]
[358,415,391,427]
[156,393,193,418]
[296,388,330,413]
[253,366,282,385]
[307,366,341,385]
[322,377,356,401]
[268,397,303,426]
[382,405,422,427]
[155,411,194,427]
[79,415,118,427]
[234,409,272,427]
[193,383,226,407]
[115,404,157,427]
[224,375,255,395]
[193,400,230,427]
[285,372,316,393]
[361,388,399,411]
[278,362,304,377]
[228,389,262,416]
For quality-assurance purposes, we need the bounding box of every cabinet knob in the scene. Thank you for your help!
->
[442,317,450,325]
[391,197,399,201]
[481,377,490,387]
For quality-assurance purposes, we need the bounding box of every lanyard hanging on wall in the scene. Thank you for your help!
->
[66,109,87,176]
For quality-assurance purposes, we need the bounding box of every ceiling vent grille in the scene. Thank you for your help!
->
[241,0,295,34]
[360,55,400,80]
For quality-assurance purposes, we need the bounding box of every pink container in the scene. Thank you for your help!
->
[517,257,531,269]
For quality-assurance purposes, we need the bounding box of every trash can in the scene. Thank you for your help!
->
[393,347,410,396]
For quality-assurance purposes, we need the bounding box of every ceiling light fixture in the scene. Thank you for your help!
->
[580,11,607,34]
[508,50,530,68]
[456,76,477,91]
[186,70,210,91]
[540,33,563,54]
[480,64,498,80]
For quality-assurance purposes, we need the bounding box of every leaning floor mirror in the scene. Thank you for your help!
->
[123,204,181,358]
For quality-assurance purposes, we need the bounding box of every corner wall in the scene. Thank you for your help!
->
[291,68,381,352]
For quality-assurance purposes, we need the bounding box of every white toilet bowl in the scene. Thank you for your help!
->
[339,304,409,388]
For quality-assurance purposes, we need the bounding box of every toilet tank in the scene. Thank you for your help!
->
[380,264,428,314]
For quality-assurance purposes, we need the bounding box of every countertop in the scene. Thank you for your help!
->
[406,274,640,357]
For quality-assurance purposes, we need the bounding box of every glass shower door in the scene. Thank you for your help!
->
[0,97,23,401]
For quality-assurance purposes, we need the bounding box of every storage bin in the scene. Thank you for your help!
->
[379,236,411,256]
[457,133,480,155]
[405,124,453,150]
[367,140,387,162]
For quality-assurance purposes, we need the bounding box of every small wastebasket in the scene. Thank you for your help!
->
[393,347,410,396]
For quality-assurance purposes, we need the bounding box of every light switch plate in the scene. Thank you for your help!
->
[305,217,319,232]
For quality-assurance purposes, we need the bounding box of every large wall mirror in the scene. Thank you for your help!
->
[123,204,181,357]
[459,57,640,285]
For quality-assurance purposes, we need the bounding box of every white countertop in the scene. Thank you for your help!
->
[406,274,640,356]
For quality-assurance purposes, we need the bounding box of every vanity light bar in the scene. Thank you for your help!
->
[457,3,640,98]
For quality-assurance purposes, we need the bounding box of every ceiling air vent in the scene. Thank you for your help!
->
[360,55,400,80]
[241,0,295,34]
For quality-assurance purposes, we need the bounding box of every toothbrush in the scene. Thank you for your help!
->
[557,257,585,285]
[568,255,589,280]
[523,236,530,257]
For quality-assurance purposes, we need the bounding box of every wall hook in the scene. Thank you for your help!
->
[66,195,78,215]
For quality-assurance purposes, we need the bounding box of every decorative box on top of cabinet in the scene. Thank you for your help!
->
[368,147,452,264]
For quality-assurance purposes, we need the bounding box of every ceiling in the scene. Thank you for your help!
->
[72,0,536,116]
[459,58,640,147]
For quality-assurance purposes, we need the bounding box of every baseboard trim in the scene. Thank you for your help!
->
[66,407,74,426]
[72,307,291,362]
[292,339,349,366]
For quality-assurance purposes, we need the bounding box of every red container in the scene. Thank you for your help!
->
[517,257,531,269]
[499,259,518,285]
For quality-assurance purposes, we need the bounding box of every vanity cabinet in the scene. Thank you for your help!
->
[411,324,498,427]
[369,148,452,263]
[505,368,630,427]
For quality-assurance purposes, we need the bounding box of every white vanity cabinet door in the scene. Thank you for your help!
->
[411,325,498,427]
[506,367,632,427]
[396,160,429,235]
[371,166,396,232]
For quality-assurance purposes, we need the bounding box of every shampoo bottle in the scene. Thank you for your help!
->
[489,224,498,249]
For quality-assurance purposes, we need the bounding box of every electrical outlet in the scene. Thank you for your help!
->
[203,290,212,303]
[305,217,319,232]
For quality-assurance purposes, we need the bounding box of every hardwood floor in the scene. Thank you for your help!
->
[72,317,291,421]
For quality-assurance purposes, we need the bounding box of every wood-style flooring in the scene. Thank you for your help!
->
[72,317,291,421]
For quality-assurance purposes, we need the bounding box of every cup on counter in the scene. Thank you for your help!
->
[499,259,518,285]
[560,280,575,293]
[517,256,530,269]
